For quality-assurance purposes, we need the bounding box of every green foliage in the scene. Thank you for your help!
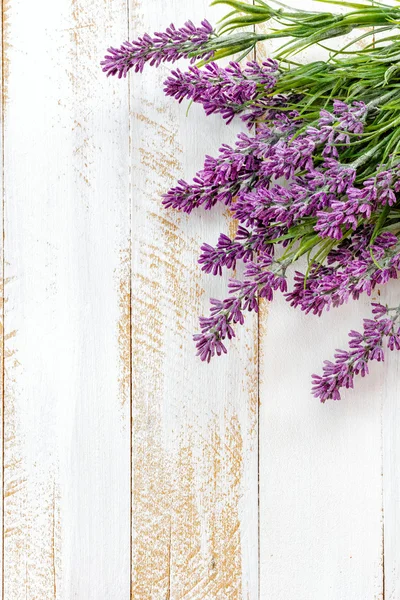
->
[194,0,400,267]
[200,0,400,61]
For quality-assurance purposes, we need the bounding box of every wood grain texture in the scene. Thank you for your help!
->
[3,0,130,597]
[129,2,258,598]
[1,0,400,598]
[0,0,4,597]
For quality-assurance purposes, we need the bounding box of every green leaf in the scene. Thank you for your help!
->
[293,234,323,261]
[211,0,273,15]
[196,45,250,65]
[268,223,316,244]
[233,45,256,62]
[275,25,354,59]
[319,25,383,58]
[216,9,236,24]
[218,15,274,34]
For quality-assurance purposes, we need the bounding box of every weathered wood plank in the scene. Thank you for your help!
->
[379,0,400,592]
[259,2,386,597]
[129,2,259,598]
[381,282,400,598]
[0,0,5,597]
[259,293,385,599]
[3,0,130,597]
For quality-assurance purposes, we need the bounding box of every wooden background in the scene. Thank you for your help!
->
[1,0,400,598]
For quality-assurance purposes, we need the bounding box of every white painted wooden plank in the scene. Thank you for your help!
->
[0,0,4,597]
[129,1,259,597]
[381,280,400,600]
[259,2,386,597]
[259,292,385,599]
[374,5,400,597]
[3,0,130,597]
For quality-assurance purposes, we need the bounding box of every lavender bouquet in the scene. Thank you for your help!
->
[102,0,400,401]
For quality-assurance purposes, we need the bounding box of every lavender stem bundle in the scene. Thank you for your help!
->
[103,0,400,401]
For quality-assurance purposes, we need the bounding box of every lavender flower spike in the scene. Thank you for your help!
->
[163,126,276,213]
[312,303,400,402]
[101,20,215,78]
[164,60,278,124]
[194,254,287,362]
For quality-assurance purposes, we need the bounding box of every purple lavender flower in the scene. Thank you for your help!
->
[306,101,367,158]
[333,99,367,134]
[286,232,400,316]
[238,178,331,231]
[163,60,278,124]
[312,303,400,402]
[101,20,215,77]
[199,234,245,275]
[315,166,400,240]
[198,226,267,276]
[241,97,301,130]
[199,225,278,277]
[264,136,315,180]
[362,168,400,207]
[315,197,359,239]
[323,159,356,194]
[162,125,278,213]
[194,254,287,362]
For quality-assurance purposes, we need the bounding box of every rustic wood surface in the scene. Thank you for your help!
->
[1,0,399,598]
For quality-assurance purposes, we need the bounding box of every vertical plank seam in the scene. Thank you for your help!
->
[257,316,260,600]
[382,515,385,600]
[257,304,260,600]
[166,518,171,600]
[257,311,260,600]
[381,344,385,598]
[52,482,56,598]
[1,0,4,595]
[127,0,133,598]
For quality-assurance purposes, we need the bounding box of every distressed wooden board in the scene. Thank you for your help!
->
[259,291,386,599]
[3,0,130,597]
[2,0,400,598]
[381,281,400,600]
[0,0,4,596]
[129,1,258,598]
[377,3,400,596]
[258,2,397,598]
